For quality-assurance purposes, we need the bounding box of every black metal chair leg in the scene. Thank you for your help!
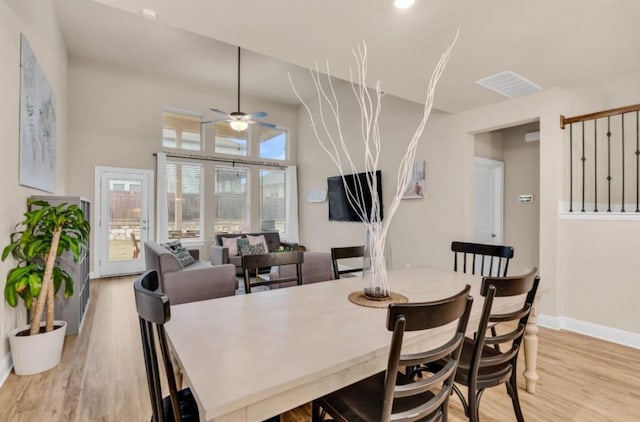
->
[507,374,525,422]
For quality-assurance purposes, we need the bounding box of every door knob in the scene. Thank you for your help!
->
[491,233,496,238]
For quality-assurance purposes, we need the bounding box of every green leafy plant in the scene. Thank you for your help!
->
[2,199,90,336]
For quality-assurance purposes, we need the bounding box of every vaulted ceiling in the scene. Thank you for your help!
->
[54,0,640,113]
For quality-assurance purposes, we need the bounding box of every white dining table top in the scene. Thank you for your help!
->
[164,266,508,421]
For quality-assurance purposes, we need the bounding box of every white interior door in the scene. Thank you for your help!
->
[96,167,153,276]
[474,157,504,245]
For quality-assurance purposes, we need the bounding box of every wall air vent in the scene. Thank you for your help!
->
[475,71,541,98]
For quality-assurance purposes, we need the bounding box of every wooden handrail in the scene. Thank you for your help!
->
[560,103,640,129]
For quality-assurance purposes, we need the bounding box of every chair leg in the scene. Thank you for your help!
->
[468,388,479,422]
[507,374,525,422]
[312,401,322,422]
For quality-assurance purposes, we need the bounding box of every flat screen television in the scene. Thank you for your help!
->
[327,170,383,222]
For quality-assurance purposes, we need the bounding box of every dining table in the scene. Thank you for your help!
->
[164,266,539,422]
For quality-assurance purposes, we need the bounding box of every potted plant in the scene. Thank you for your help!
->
[2,198,90,375]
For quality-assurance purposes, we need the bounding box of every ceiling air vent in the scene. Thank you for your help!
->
[475,71,541,98]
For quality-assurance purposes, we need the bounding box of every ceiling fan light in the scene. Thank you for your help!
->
[394,0,415,9]
[230,120,249,132]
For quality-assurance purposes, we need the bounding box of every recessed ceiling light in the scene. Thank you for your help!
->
[394,0,415,10]
[141,8,157,20]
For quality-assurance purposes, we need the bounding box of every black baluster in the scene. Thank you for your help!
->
[581,121,586,212]
[607,116,612,212]
[569,124,573,212]
[594,119,598,212]
[621,114,626,212]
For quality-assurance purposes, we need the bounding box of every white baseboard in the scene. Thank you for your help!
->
[538,314,640,349]
[0,352,13,388]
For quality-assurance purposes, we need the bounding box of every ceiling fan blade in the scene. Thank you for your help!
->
[256,121,277,129]
[245,111,268,119]
[209,108,230,116]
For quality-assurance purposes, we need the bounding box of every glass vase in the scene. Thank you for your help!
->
[362,223,391,299]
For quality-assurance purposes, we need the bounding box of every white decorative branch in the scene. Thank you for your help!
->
[290,31,458,296]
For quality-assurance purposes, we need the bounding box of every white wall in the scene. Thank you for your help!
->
[0,0,69,367]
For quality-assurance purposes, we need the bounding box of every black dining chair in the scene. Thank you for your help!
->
[134,270,199,422]
[330,245,365,279]
[451,241,514,277]
[242,250,304,293]
[312,285,473,422]
[448,268,539,422]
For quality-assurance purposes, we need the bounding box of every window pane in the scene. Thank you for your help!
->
[166,162,202,239]
[259,127,287,161]
[181,130,201,151]
[163,128,177,148]
[214,121,248,156]
[260,169,286,235]
[215,167,249,233]
[162,111,202,151]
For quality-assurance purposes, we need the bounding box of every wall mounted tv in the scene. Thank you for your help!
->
[327,170,383,222]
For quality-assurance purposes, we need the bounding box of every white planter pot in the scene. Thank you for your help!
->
[8,320,67,375]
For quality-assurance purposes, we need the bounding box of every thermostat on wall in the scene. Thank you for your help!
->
[519,194,534,203]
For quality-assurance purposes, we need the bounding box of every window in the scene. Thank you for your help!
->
[259,127,287,161]
[166,162,203,239]
[162,111,202,151]
[260,169,286,234]
[214,167,250,233]
[214,121,248,156]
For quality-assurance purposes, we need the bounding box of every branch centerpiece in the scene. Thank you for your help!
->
[290,33,458,300]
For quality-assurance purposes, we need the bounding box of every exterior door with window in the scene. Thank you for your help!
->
[96,167,153,276]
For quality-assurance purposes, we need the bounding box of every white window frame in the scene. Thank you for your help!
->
[166,160,205,245]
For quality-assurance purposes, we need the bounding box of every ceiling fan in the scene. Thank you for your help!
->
[205,47,276,132]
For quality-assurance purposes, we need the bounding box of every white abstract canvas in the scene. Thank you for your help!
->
[20,34,56,193]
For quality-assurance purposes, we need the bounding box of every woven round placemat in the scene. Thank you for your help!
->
[347,291,409,308]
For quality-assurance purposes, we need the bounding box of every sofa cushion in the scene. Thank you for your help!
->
[239,243,266,256]
[246,234,269,252]
[163,240,196,268]
[222,236,240,256]
[215,232,282,253]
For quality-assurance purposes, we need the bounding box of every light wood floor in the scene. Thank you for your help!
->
[0,276,638,421]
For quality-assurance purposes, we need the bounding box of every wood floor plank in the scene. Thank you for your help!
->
[0,276,638,421]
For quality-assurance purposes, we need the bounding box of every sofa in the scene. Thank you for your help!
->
[144,241,237,305]
[211,232,298,275]
[268,251,334,288]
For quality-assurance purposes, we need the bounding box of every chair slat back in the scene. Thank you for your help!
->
[330,245,365,279]
[242,251,304,293]
[451,241,514,277]
[134,270,182,422]
[380,285,473,422]
[469,268,540,384]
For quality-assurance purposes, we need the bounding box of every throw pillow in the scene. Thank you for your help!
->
[246,234,269,253]
[163,240,196,268]
[239,243,266,256]
[236,237,250,251]
[221,236,241,256]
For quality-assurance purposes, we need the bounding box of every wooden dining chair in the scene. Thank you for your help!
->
[449,268,540,422]
[451,241,514,277]
[312,285,473,422]
[133,270,199,422]
[330,245,365,279]
[242,250,304,293]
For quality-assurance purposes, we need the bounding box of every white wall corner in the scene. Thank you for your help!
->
[538,314,640,349]
[0,352,13,388]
